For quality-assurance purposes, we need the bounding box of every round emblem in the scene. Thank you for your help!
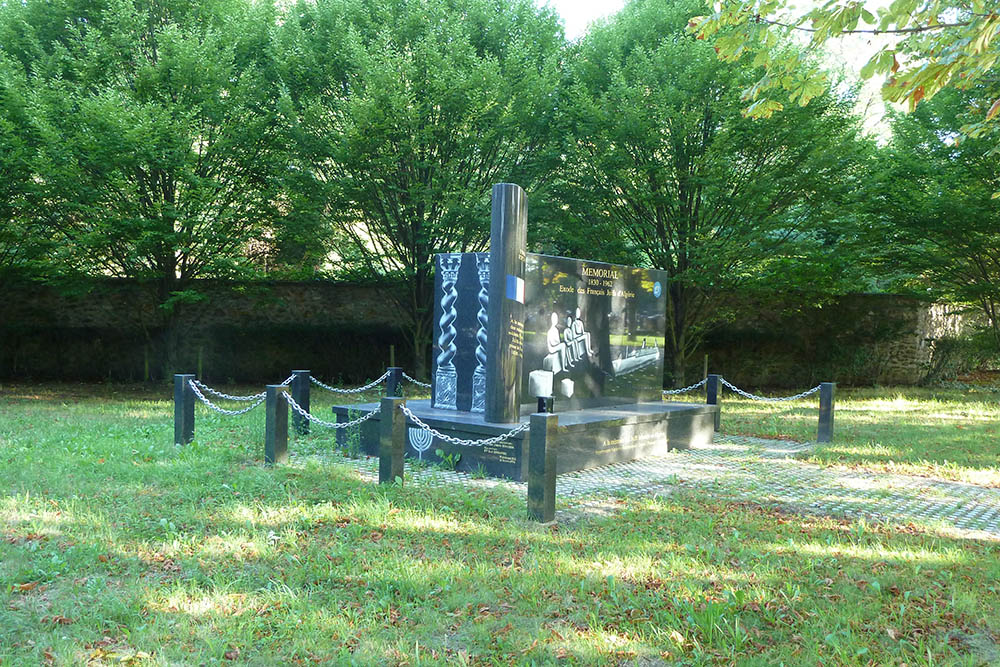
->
[653,281,662,298]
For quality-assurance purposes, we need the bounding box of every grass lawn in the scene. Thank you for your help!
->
[1,382,999,665]
[669,383,1000,486]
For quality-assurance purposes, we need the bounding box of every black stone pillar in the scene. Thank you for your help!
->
[379,397,406,484]
[818,382,835,443]
[707,374,721,432]
[485,183,528,424]
[291,370,311,436]
[265,385,289,465]
[386,367,403,398]
[528,412,558,523]
[173,374,195,446]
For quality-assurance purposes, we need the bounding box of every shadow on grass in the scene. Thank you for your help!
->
[4,444,1000,665]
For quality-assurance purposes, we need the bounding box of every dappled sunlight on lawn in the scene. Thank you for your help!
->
[715,387,1000,484]
[764,539,966,567]
[4,384,1000,664]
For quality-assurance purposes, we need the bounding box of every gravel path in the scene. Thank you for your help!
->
[300,434,1000,538]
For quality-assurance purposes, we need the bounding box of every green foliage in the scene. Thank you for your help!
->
[867,89,1000,345]
[690,0,1000,143]
[0,50,49,284]
[549,0,869,384]
[274,0,563,371]
[0,0,290,287]
[434,447,461,471]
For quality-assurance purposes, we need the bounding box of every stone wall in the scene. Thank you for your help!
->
[701,293,972,387]
[0,278,973,385]
[0,279,410,383]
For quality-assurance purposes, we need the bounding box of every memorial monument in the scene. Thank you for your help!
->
[333,183,717,481]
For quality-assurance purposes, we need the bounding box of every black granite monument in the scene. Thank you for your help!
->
[333,183,717,481]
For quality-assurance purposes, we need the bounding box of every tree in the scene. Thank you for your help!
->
[0,0,288,374]
[274,0,564,374]
[869,87,1000,345]
[0,53,48,286]
[690,0,1000,143]
[551,0,868,385]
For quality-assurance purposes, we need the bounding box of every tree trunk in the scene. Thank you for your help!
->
[672,336,686,388]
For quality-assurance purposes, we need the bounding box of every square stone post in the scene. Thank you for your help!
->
[379,397,406,484]
[706,374,721,432]
[291,370,311,435]
[386,367,403,398]
[265,385,289,465]
[818,382,835,443]
[485,183,528,423]
[173,374,195,446]
[528,412,558,523]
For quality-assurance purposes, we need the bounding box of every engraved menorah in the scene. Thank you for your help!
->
[433,254,463,410]
[408,426,433,460]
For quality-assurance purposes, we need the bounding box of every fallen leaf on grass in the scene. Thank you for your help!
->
[42,616,73,625]
[13,582,38,592]
[224,648,240,660]
[887,627,901,640]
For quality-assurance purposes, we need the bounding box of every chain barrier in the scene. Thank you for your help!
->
[309,370,391,395]
[399,403,530,447]
[189,379,266,416]
[720,377,821,402]
[662,378,708,395]
[283,392,381,429]
[280,374,295,386]
[401,372,432,389]
[191,379,266,402]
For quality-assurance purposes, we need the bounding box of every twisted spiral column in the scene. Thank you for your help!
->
[471,254,490,413]
[433,254,462,410]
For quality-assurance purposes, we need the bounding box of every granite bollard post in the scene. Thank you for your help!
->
[386,367,403,398]
[706,374,721,432]
[291,370,311,436]
[173,374,196,446]
[265,385,289,465]
[528,412,558,523]
[818,382,835,443]
[379,397,406,484]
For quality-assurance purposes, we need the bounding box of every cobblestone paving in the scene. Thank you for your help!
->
[295,434,1000,538]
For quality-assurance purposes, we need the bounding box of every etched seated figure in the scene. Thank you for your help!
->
[572,307,594,357]
[563,315,580,367]
[543,312,568,373]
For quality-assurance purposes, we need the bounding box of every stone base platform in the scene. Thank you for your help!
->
[331,400,718,482]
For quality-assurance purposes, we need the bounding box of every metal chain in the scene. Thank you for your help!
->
[401,372,432,389]
[662,378,708,395]
[283,392,381,429]
[279,374,295,386]
[191,379,266,402]
[189,380,266,415]
[719,377,822,402]
[309,370,391,395]
[399,403,530,447]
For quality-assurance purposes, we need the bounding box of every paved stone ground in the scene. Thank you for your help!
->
[294,434,1000,539]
